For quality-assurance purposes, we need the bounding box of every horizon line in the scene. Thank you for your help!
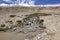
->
[0,3,60,7]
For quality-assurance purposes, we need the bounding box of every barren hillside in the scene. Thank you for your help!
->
[0,6,60,40]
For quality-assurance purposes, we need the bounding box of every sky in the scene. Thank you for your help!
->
[0,0,60,5]
[35,0,60,5]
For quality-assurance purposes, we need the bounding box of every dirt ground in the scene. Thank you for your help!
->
[0,7,60,40]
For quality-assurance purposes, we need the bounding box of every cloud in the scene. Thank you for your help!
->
[35,4,60,7]
[3,0,11,2]
[29,0,35,5]
[0,0,60,7]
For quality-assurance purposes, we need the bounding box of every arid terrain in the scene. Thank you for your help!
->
[0,6,60,40]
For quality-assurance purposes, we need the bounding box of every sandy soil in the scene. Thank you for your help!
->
[0,7,60,40]
[40,15,60,40]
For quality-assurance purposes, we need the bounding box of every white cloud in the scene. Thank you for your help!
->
[17,0,35,5]
[3,0,11,2]
[0,0,60,7]
[0,3,8,6]
[37,4,60,7]
[29,0,35,5]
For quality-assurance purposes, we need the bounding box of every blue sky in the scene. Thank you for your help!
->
[0,0,60,5]
[35,0,60,5]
